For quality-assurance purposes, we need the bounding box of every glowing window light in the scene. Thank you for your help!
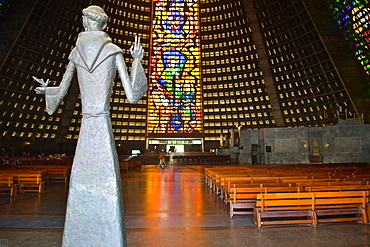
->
[327,0,370,83]
[147,0,202,134]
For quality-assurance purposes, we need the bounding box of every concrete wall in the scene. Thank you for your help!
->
[238,129,259,164]
[238,119,370,165]
[217,146,240,162]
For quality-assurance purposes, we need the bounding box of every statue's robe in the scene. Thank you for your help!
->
[45,31,126,247]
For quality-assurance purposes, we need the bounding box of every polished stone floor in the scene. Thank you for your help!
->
[0,165,369,247]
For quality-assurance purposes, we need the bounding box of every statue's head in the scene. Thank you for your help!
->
[82,5,108,31]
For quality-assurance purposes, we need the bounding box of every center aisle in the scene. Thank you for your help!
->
[121,164,255,247]
[121,165,253,230]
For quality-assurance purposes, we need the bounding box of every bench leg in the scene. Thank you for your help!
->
[223,191,229,205]
[39,182,45,194]
[219,188,224,201]
[12,185,18,196]
[311,210,317,226]
[216,185,221,197]
[361,207,368,223]
[229,203,234,218]
[254,210,262,228]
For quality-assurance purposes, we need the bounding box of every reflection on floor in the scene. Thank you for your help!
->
[0,165,369,247]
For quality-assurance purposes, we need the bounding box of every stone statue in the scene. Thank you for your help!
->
[229,129,235,147]
[312,138,320,156]
[224,134,230,148]
[34,5,147,247]
[219,133,224,148]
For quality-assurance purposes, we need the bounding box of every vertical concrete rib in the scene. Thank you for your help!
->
[242,0,285,127]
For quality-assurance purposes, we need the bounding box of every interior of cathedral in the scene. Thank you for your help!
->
[1,0,369,156]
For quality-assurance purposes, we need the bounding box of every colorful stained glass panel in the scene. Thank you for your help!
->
[327,0,370,83]
[147,0,202,134]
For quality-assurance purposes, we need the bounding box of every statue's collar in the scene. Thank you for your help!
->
[79,31,110,39]
[75,31,112,72]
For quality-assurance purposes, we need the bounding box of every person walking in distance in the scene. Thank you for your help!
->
[158,152,166,168]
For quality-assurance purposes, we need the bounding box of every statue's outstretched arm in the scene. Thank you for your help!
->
[117,36,147,103]
[34,61,76,115]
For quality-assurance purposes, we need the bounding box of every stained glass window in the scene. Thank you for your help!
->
[327,0,370,83]
[147,0,203,134]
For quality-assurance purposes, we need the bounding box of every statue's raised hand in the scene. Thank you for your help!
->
[130,36,144,61]
[33,76,50,94]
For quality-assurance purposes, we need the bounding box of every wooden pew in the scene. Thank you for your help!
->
[223,181,293,204]
[0,176,17,196]
[228,186,302,218]
[296,180,366,187]
[254,191,369,228]
[119,161,141,172]
[17,174,45,193]
[131,160,142,170]
[216,175,306,201]
[254,192,315,228]
[47,167,71,183]
[215,175,277,196]
[305,184,370,192]
[119,161,131,172]
[312,191,369,225]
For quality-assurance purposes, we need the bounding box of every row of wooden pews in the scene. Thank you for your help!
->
[0,162,72,196]
[119,160,142,172]
[1,157,141,196]
[205,163,370,228]
[173,155,232,165]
